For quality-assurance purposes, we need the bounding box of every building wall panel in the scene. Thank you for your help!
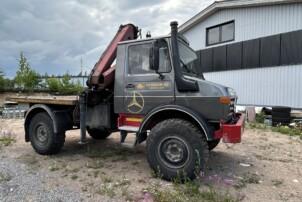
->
[183,3,302,50]
[204,64,302,108]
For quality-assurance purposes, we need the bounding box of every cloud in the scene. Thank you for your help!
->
[0,0,213,78]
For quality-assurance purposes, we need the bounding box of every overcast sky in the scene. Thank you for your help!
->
[0,0,213,78]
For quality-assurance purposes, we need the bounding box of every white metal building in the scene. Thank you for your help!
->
[179,0,302,108]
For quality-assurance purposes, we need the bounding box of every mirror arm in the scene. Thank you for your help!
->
[156,71,165,80]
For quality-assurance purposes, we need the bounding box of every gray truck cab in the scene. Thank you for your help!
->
[114,32,237,137]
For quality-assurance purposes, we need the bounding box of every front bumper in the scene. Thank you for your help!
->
[214,113,245,143]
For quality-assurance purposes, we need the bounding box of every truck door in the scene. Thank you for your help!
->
[123,39,174,114]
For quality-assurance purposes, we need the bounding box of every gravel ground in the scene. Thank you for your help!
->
[0,119,302,202]
[0,156,84,202]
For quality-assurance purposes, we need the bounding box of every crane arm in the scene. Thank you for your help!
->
[87,24,139,88]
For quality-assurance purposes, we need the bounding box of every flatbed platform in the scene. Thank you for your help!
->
[7,96,78,106]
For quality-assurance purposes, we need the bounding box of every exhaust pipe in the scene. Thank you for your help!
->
[170,21,199,92]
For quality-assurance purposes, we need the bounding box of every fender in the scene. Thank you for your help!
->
[24,104,70,142]
[138,104,213,142]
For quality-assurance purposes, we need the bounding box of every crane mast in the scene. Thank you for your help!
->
[87,24,139,89]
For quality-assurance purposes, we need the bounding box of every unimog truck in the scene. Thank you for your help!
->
[8,21,245,180]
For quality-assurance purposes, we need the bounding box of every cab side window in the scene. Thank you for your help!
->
[128,43,153,74]
[158,40,171,73]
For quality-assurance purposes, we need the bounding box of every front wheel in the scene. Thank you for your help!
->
[29,112,65,155]
[146,119,209,181]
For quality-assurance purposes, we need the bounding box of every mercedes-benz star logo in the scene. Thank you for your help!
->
[127,91,144,113]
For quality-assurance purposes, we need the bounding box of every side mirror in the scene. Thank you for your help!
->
[150,40,159,71]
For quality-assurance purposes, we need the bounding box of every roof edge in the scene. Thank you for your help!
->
[179,0,300,33]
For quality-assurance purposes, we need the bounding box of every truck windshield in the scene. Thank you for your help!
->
[178,41,199,77]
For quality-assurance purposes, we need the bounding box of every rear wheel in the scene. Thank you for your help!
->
[146,119,209,181]
[87,128,111,140]
[29,112,65,155]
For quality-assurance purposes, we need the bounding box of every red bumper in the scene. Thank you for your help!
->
[214,113,245,143]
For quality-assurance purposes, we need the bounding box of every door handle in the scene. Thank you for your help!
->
[126,83,135,89]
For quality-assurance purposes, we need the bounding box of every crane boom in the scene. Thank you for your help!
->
[87,24,139,88]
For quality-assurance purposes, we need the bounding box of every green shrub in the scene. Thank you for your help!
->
[46,74,83,95]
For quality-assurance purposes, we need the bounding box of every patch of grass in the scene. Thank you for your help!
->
[114,177,131,187]
[145,180,238,202]
[18,155,39,169]
[247,122,302,139]
[0,129,15,148]
[0,136,15,147]
[71,174,78,180]
[0,172,11,183]
[102,176,113,183]
[48,161,60,172]
[85,160,104,169]
[255,112,265,123]
[272,126,302,139]
[96,177,132,199]
[85,145,137,161]
[93,170,100,178]
[247,122,269,130]
[131,161,140,166]
[271,179,283,187]
[97,183,116,198]
[234,173,260,189]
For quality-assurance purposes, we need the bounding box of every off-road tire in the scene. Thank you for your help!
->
[146,119,209,181]
[87,128,111,140]
[208,139,221,151]
[29,112,65,155]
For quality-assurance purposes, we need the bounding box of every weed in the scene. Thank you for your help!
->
[247,122,302,139]
[234,173,260,189]
[0,172,11,183]
[151,166,163,179]
[93,170,100,178]
[255,112,265,123]
[71,174,78,180]
[272,126,302,139]
[271,179,283,187]
[116,177,132,200]
[131,161,140,166]
[97,183,116,198]
[81,186,88,192]
[102,176,113,183]
[48,161,60,171]
[85,160,104,169]
[138,178,146,183]
[114,177,131,187]
[145,180,238,202]
[0,129,15,148]
[86,145,136,160]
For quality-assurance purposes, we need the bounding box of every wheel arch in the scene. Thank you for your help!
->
[137,105,214,143]
[24,104,71,142]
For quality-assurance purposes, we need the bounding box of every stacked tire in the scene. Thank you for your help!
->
[272,107,291,126]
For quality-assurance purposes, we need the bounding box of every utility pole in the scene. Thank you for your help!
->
[80,57,84,86]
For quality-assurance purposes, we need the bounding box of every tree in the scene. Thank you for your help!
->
[46,73,83,94]
[46,78,61,92]
[15,52,40,91]
[0,69,5,90]
[0,69,15,91]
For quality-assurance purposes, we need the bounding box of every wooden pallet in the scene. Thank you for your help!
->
[6,96,78,106]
